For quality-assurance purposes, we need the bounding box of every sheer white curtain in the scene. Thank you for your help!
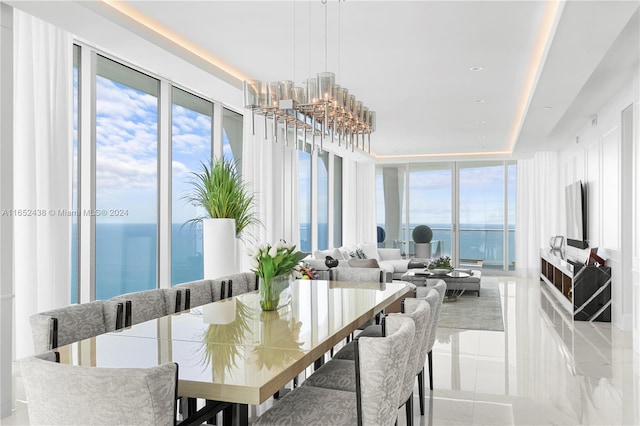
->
[342,158,377,246]
[13,11,72,357]
[516,151,560,278]
[242,116,300,256]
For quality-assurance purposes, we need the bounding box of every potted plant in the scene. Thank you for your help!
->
[428,255,453,275]
[412,225,433,259]
[249,240,306,311]
[184,158,259,278]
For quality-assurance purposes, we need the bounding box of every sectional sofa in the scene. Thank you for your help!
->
[305,243,412,280]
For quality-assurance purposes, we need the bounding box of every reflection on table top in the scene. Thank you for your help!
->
[56,280,410,405]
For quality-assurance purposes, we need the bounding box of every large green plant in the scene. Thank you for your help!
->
[184,158,259,236]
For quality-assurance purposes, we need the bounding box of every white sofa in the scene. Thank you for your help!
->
[305,243,412,280]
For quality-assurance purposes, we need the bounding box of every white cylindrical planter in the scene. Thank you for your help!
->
[203,299,236,324]
[203,218,237,279]
[414,242,432,259]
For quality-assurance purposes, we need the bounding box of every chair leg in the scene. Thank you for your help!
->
[418,368,425,415]
[405,394,414,426]
[428,350,433,390]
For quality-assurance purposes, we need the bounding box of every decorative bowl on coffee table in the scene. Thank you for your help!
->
[430,268,452,276]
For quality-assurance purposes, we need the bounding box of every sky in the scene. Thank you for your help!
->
[88,76,236,225]
[376,164,516,227]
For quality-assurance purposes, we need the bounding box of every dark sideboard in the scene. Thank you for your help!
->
[540,249,611,322]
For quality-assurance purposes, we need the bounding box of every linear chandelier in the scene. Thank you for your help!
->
[243,71,376,154]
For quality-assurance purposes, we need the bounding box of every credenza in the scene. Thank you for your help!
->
[540,249,611,322]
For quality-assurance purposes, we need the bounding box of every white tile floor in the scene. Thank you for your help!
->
[3,275,639,425]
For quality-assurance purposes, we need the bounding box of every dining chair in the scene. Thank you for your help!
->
[20,351,178,426]
[253,316,415,426]
[111,288,185,327]
[29,300,125,353]
[212,272,257,300]
[407,288,440,416]
[417,279,447,394]
[176,279,215,308]
[307,301,431,426]
[329,267,389,283]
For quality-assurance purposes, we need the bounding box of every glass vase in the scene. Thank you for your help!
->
[259,274,291,311]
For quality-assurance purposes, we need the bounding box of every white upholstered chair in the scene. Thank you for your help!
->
[416,280,446,385]
[318,300,431,425]
[253,316,415,426]
[20,351,178,426]
[29,300,124,352]
[111,288,185,326]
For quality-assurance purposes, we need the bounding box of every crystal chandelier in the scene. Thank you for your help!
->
[243,72,376,153]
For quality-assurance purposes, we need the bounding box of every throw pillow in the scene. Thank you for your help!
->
[359,242,381,261]
[338,247,351,260]
[348,258,380,268]
[313,249,332,260]
[355,248,367,259]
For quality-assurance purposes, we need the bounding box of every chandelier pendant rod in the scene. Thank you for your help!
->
[251,110,255,136]
[273,115,277,143]
[264,114,268,140]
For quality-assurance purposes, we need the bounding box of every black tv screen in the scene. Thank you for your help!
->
[565,181,588,249]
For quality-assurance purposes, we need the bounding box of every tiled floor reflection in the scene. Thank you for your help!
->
[407,276,639,426]
[2,276,639,425]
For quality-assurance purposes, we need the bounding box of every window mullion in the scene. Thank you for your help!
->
[158,80,171,289]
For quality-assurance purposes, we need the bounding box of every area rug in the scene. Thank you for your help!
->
[438,277,504,331]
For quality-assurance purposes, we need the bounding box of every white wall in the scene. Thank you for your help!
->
[559,69,639,335]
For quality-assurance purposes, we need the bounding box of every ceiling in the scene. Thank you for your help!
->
[8,1,640,161]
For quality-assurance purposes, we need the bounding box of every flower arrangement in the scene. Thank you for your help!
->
[250,241,307,310]
[428,255,453,270]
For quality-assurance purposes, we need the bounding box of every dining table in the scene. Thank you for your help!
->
[54,279,411,425]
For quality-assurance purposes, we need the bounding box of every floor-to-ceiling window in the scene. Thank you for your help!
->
[94,55,159,300]
[299,147,312,252]
[459,161,505,269]
[222,108,243,173]
[170,87,213,285]
[377,160,516,271]
[376,166,407,254]
[317,151,329,250]
[507,161,516,271]
[333,155,343,247]
[409,163,453,258]
[71,44,80,304]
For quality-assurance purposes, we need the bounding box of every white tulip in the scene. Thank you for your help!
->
[249,257,259,269]
[269,246,278,258]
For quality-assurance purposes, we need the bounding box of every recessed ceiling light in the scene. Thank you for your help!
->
[475,99,485,104]
[478,135,487,139]
[543,106,552,110]
[470,66,484,71]
[476,120,486,124]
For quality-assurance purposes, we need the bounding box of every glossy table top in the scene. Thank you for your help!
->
[56,280,410,404]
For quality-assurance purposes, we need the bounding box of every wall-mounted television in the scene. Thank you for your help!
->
[565,180,588,249]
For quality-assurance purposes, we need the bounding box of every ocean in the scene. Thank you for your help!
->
[71,222,514,303]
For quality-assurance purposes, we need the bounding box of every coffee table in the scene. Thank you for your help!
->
[401,269,480,300]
